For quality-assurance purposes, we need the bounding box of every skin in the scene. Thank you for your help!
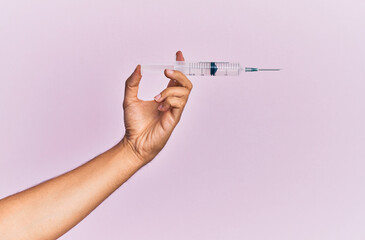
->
[0,51,192,240]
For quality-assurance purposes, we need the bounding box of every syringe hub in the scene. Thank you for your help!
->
[245,67,259,72]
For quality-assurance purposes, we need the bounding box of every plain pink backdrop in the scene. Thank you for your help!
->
[1,0,365,239]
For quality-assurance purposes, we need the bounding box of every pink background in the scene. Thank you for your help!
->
[1,0,365,239]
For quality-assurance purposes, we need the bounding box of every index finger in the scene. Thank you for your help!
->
[167,51,185,87]
[164,69,193,91]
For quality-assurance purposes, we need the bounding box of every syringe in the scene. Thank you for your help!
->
[142,61,281,76]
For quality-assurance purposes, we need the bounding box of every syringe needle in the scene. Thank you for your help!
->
[245,67,282,72]
[258,68,282,71]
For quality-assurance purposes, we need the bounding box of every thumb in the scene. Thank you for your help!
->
[124,65,142,107]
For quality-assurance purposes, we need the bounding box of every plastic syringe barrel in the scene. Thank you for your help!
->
[174,61,242,76]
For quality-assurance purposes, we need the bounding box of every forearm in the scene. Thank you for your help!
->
[0,138,142,240]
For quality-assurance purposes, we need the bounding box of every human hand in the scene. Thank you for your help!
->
[121,51,193,165]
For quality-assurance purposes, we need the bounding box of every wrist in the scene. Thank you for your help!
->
[116,137,145,168]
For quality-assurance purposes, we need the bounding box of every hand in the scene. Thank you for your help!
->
[121,51,193,165]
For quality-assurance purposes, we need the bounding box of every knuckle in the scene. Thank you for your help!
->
[159,90,165,98]
[158,91,167,101]
[179,100,185,107]
[125,78,135,89]
[165,102,171,109]
[165,97,172,105]
[188,81,193,90]
[183,88,190,95]
[122,100,128,109]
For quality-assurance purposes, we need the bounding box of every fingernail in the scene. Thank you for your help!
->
[154,94,161,101]
[166,69,174,75]
[158,104,164,110]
